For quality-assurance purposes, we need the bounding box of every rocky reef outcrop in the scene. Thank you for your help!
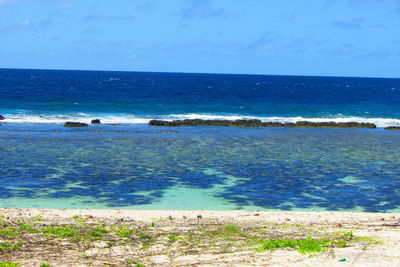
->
[64,122,89,127]
[149,119,377,129]
[294,121,376,128]
[384,126,400,130]
[0,115,5,120]
[91,119,101,124]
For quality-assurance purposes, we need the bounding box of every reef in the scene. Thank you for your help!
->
[64,122,89,127]
[384,126,400,130]
[149,119,377,129]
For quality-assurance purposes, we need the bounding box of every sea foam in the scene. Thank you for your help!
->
[1,113,400,128]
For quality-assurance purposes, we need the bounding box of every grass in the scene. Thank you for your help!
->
[204,223,356,254]
[42,225,78,238]
[343,231,353,239]
[40,264,50,267]
[138,232,155,248]
[335,240,348,248]
[211,224,244,241]
[220,224,242,236]
[0,242,21,251]
[0,227,20,238]
[84,225,108,241]
[257,237,332,254]
[168,235,179,243]
[31,215,44,222]
[141,244,151,250]
[0,262,19,267]
[16,222,38,234]
[138,233,152,242]
[0,215,384,265]
[117,229,135,237]
[127,259,145,266]
[335,231,381,245]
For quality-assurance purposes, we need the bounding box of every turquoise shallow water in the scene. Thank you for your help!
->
[0,123,399,212]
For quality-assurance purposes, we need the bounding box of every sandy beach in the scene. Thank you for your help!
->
[1,208,399,266]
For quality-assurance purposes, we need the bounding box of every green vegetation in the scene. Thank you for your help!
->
[344,231,353,239]
[138,232,154,248]
[0,262,19,267]
[336,240,347,248]
[117,229,134,237]
[76,218,88,226]
[141,244,151,250]
[335,231,381,245]
[42,225,78,238]
[168,235,179,243]
[16,222,38,233]
[85,225,108,241]
[127,259,145,266]
[0,242,21,251]
[0,227,19,238]
[31,215,44,222]
[0,214,383,265]
[257,238,332,254]
[212,224,244,241]
[220,224,242,236]
[138,233,152,241]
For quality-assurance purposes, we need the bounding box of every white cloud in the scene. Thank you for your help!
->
[21,18,30,26]
[0,0,21,6]
[1,18,30,32]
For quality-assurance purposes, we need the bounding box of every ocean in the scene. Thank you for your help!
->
[1,68,400,212]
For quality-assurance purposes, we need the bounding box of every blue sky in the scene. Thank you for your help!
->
[0,0,399,78]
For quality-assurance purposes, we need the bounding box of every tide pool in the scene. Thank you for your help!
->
[1,124,399,212]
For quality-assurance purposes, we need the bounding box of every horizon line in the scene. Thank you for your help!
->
[0,67,399,80]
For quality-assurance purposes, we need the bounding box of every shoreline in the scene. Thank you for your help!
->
[1,116,400,129]
[2,208,400,223]
[1,208,400,266]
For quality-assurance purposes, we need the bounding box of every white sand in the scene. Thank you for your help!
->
[1,208,400,266]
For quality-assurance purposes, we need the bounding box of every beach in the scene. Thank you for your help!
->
[1,208,400,266]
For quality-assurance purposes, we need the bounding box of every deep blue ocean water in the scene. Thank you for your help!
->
[1,69,400,212]
[1,68,400,126]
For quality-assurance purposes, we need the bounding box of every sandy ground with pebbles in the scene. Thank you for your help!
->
[1,208,400,266]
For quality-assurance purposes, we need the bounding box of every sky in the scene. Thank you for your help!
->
[0,0,399,78]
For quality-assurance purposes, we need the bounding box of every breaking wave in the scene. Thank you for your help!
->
[1,113,400,128]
